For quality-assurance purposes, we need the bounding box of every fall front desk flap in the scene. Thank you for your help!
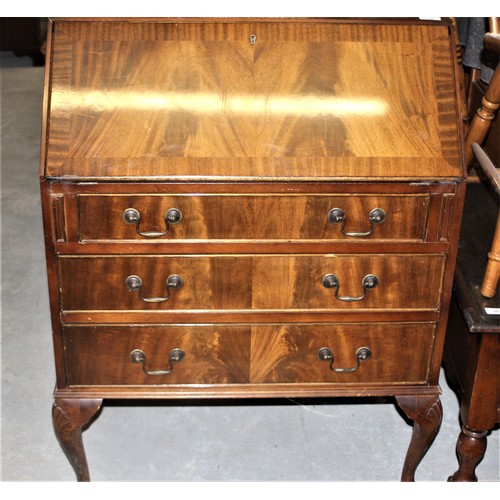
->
[42,18,464,182]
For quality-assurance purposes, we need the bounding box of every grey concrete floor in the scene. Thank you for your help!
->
[1,54,498,484]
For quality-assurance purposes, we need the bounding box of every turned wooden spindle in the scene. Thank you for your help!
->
[474,144,500,297]
[482,213,500,298]
[448,426,489,482]
[465,33,500,169]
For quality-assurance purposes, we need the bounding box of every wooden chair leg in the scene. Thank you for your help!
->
[448,426,488,482]
[395,395,443,482]
[481,211,500,297]
[52,398,103,481]
[464,63,500,169]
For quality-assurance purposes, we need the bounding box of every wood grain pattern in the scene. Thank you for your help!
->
[42,181,458,248]
[250,322,436,384]
[63,325,251,386]
[77,193,430,241]
[44,19,463,180]
[58,254,446,312]
[62,322,436,386]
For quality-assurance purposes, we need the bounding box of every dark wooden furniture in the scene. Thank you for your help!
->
[40,18,466,481]
[444,178,500,481]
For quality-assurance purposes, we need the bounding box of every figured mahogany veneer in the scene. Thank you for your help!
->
[45,20,462,181]
[57,254,446,312]
[77,193,430,241]
[41,18,466,481]
[63,323,437,386]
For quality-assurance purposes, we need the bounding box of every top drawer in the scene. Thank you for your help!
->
[78,193,430,242]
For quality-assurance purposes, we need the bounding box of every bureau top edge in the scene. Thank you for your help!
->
[47,17,451,25]
[40,175,466,184]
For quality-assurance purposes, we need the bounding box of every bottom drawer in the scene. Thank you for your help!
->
[62,323,436,386]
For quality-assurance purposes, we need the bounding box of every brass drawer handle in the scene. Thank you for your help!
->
[130,348,185,376]
[322,273,379,302]
[317,346,372,373]
[122,207,182,238]
[328,207,386,237]
[125,274,184,303]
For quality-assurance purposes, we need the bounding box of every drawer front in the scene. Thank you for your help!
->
[250,323,436,384]
[62,323,436,386]
[58,254,445,312]
[78,194,430,241]
[64,325,251,386]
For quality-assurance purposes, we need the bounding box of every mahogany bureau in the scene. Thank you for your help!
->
[40,18,466,481]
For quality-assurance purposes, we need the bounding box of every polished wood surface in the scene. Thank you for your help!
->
[44,19,462,181]
[43,180,459,250]
[249,322,436,384]
[58,254,445,312]
[40,18,466,481]
[78,193,430,242]
[63,322,436,386]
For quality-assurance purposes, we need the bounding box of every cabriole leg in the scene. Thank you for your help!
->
[52,398,103,481]
[395,395,443,482]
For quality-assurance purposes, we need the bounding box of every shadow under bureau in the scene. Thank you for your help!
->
[40,17,466,481]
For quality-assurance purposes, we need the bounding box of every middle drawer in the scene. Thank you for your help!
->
[58,254,445,312]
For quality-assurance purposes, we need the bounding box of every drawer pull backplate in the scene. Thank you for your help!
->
[125,274,184,303]
[328,207,386,237]
[130,348,185,376]
[322,273,379,302]
[122,207,182,238]
[317,346,372,373]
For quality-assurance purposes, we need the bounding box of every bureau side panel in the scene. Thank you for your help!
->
[40,181,67,388]
[428,180,467,383]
